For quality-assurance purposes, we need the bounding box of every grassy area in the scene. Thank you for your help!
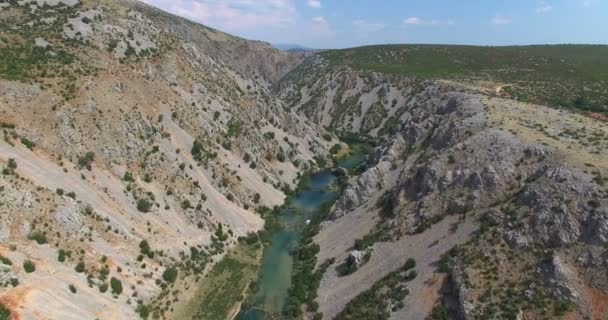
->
[174,242,262,320]
[320,44,608,114]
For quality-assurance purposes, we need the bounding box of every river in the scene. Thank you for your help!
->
[237,144,370,320]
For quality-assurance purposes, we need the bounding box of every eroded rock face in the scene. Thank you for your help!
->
[278,58,608,319]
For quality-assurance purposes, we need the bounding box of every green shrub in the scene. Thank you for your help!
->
[554,302,573,316]
[58,249,67,262]
[0,255,12,266]
[75,261,85,273]
[139,240,151,255]
[137,199,153,213]
[123,172,135,182]
[0,303,11,320]
[162,267,178,283]
[110,277,123,295]
[431,305,449,320]
[7,159,16,169]
[77,151,95,170]
[264,132,275,140]
[28,230,47,245]
[588,199,601,208]
[23,260,35,273]
[69,284,77,293]
[163,267,178,283]
[20,137,36,150]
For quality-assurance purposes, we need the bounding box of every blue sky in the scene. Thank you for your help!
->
[141,0,607,48]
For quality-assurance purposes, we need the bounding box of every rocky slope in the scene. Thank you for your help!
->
[0,0,333,319]
[278,57,608,319]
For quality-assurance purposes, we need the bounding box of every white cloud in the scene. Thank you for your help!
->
[403,17,422,25]
[536,4,553,13]
[402,17,454,26]
[492,16,512,25]
[140,0,296,30]
[312,16,327,23]
[307,0,321,8]
[352,19,386,32]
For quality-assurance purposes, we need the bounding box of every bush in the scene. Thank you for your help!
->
[23,260,35,273]
[137,304,150,319]
[28,230,47,245]
[276,152,286,162]
[123,171,135,182]
[56,188,64,196]
[78,151,95,170]
[75,261,85,273]
[0,303,11,320]
[431,305,449,320]
[263,132,275,140]
[58,249,67,262]
[139,240,151,255]
[404,258,416,270]
[69,284,77,293]
[137,199,153,213]
[110,277,123,295]
[554,301,573,316]
[162,267,178,283]
[7,159,16,169]
[588,199,601,208]
[0,255,12,266]
[20,137,36,150]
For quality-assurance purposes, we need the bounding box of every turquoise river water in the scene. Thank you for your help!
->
[237,145,369,320]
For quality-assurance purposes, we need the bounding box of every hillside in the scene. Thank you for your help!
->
[318,45,608,115]
[277,50,608,319]
[0,1,607,320]
[0,0,334,319]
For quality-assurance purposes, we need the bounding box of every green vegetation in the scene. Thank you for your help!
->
[137,198,153,213]
[183,243,261,320]
[75,261,85,273]
[430,305,449,320]
[0,45,74,80]
[283,198,338,317]
[334,259,417,319]
[20,137,36,150]
[110,277,123,295]
[191,139,216,163]
[226,117,243,137]
[0,255,12,266]
[321,44,608,114]
[78,151,95,170]
[161,267,178,283]
[0,303,10,320]
[23,260,36,273]
[28,230,47,245]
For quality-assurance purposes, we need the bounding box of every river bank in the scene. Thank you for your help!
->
[175,143,371,320]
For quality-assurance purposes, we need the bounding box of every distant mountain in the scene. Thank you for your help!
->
[273,43,315,52]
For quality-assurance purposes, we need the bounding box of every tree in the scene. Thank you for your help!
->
[23,260,35,273]
[110,277,123,295]
[162,267,178,283]
[137,199,152,213]
[78,151,95,170]
[75,261,85,273]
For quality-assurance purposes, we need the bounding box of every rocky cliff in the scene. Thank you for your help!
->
[0,0,332,318]
[278,56,608,319]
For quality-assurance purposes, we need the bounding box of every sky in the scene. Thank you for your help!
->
[140,0,608,49]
